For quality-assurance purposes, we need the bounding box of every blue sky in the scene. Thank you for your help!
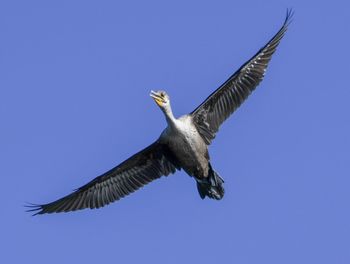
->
[1,0,349,263]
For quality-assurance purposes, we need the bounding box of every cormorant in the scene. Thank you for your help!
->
[28,10,292,215]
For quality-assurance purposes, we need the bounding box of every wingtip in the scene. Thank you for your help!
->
[285,8,295,26]
[24,202,44,216]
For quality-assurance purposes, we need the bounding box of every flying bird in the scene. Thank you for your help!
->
[28,10,292,215]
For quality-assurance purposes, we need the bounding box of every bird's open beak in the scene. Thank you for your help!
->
[150,90,165,107]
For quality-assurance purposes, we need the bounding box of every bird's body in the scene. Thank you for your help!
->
[28,10,293,215]
[160,115,209,179]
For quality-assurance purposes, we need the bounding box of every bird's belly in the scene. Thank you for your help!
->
[167,125,209,178]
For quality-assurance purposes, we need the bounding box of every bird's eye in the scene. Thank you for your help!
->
[160,92,164,97]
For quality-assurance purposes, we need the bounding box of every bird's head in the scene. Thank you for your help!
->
[150,90,170,109]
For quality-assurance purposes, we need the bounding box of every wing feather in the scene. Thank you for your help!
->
[191,9,293,144]
[28,140,180,215]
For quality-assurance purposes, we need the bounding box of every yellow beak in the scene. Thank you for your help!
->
[150,90,165,107]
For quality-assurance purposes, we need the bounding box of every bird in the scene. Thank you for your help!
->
[27,10,293,215]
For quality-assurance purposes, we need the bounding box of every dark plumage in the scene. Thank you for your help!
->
[192,9,293,144]
[27,10,292,215]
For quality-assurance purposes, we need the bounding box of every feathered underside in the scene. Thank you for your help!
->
[27,141,180,215]
[27,10,293,215]
[191,9,293,145]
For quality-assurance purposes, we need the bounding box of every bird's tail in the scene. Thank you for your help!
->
[196,164,224,200]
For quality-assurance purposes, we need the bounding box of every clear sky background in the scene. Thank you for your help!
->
[1,0,349,263]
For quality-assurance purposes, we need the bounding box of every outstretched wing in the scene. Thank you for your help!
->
[27,141,180,215]
[191,10,293,145]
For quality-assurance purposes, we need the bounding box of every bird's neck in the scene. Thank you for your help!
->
[162,104,177,127]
